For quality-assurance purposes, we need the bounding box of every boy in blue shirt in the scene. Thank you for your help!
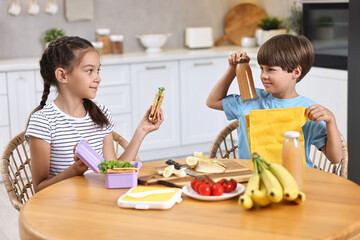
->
[206,34,342,167]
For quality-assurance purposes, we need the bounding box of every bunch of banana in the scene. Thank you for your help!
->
[239,152,306,210]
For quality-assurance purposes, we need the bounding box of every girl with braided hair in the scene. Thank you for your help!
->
[26,36,163,193]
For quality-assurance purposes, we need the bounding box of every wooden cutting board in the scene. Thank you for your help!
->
[215,3,266,46]
[138,159,252,187]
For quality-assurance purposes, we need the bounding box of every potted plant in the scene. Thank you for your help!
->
[316,16,335,40]
[286,2,303,36]
[257,16,287,45]
[42,28,65,47]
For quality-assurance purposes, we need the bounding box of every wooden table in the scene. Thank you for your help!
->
[19,159,360,240]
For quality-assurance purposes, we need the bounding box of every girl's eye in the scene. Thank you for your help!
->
[86,69,93,74]
[97,68,101,73]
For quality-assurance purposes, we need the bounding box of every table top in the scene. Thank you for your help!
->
[19,159,360,240]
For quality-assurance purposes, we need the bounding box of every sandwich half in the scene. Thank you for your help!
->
[150,87,165,122]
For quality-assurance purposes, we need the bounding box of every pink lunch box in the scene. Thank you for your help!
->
[75,140,142,188]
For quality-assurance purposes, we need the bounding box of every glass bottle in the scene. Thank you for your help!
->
[236,56,257,102]
[282,131,303,190]
[110,34,124,54]
[96,28,111,54]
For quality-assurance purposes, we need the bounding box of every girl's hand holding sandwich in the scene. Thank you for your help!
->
[139,105,164,134]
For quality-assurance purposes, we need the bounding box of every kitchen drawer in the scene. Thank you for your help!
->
[0,73,6,94]
[0,96,9,126]
[94,85,131,115]
[100,64,130,86]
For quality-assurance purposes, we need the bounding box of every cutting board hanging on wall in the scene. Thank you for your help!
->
[215,3,266,46]
[138,159,252,187]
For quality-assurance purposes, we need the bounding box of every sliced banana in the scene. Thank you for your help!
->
[157,170,164,175]
[186,156,199,168]
[162,165,175,178]
[174,169,186,177]
[194,152,205,159]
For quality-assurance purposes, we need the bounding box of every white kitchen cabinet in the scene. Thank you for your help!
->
[95,85,131,114]
[0,126,10,153]
[297,67,348,140]
[130,61,180,151]
[7,71,37,136]
[179,57,229,145]
[112,114,132,144]
[0,72,10,150]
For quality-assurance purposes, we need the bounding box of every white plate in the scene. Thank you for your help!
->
[182,183,245,201]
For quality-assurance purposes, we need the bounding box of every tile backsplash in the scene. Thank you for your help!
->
[0,0,300,59]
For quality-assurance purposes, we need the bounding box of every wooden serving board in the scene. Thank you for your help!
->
[215,3,266,46]
[138,159,252,187]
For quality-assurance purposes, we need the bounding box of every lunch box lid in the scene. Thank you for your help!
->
[75,140,103,173]
[117,186,182,210]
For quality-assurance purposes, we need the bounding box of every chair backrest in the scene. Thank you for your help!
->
[311,134,348,178]
[209,121,349,178]
[209,120,239,159]
[112,131,141,162]
[1,131,33,211]
[1,131,140,211]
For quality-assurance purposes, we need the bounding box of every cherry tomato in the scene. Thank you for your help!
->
[217,178,226,185]
[194,181,203,193]
[223,182,234,193]
[199,183,211,196]
[191,178,199,190]
[229,179,237,191]
[211,183,224,196]
[204,176,215,185]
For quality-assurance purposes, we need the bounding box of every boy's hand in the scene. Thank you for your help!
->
[228,51,249,69]
[306,105,335,124]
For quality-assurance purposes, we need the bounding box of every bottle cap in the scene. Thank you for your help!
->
[96,28,111,35]
[284,131,300,138]
[109,34,124,41]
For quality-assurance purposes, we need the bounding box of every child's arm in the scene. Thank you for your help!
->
[306,105,343,164]
[29,136,88,193]
[102,106,164,162]
[206,52,247,110]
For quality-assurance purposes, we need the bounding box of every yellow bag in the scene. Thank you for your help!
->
[245,107,308,165]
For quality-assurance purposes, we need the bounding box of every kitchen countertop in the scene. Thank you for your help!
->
[0,46,259,72]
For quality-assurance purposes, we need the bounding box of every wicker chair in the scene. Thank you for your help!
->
[209,120,239,159]
[209,120,349,178]
[1,131,139,211]
[310,134,348,178]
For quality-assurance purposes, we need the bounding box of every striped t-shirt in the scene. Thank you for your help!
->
[25,101,114,177]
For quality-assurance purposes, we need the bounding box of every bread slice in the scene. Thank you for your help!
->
[107,168,138,174]
[150,93,159,118]
[151,93,164,122]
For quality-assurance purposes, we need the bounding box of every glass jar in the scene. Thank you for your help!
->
[109,34,124,54]
[282,131,303,190]
[96,28,111,54]
[91,41,104,55]
[236,56,257,102]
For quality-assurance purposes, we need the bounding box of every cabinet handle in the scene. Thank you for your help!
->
[146,66,167,70]
[194,62,213,67]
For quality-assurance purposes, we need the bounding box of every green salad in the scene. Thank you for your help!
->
[98,160,135,174]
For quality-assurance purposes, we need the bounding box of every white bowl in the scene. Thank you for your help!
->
[137,34,171,53]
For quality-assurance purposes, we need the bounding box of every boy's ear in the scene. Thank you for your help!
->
[292,65,302,80]
[55,68,68,83]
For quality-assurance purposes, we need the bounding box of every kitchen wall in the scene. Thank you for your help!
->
[0,0,300,59]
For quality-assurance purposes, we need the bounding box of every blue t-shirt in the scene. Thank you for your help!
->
[222,88,327,167]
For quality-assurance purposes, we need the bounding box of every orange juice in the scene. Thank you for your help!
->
[282,131,303,190]
[236,56,257,102]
